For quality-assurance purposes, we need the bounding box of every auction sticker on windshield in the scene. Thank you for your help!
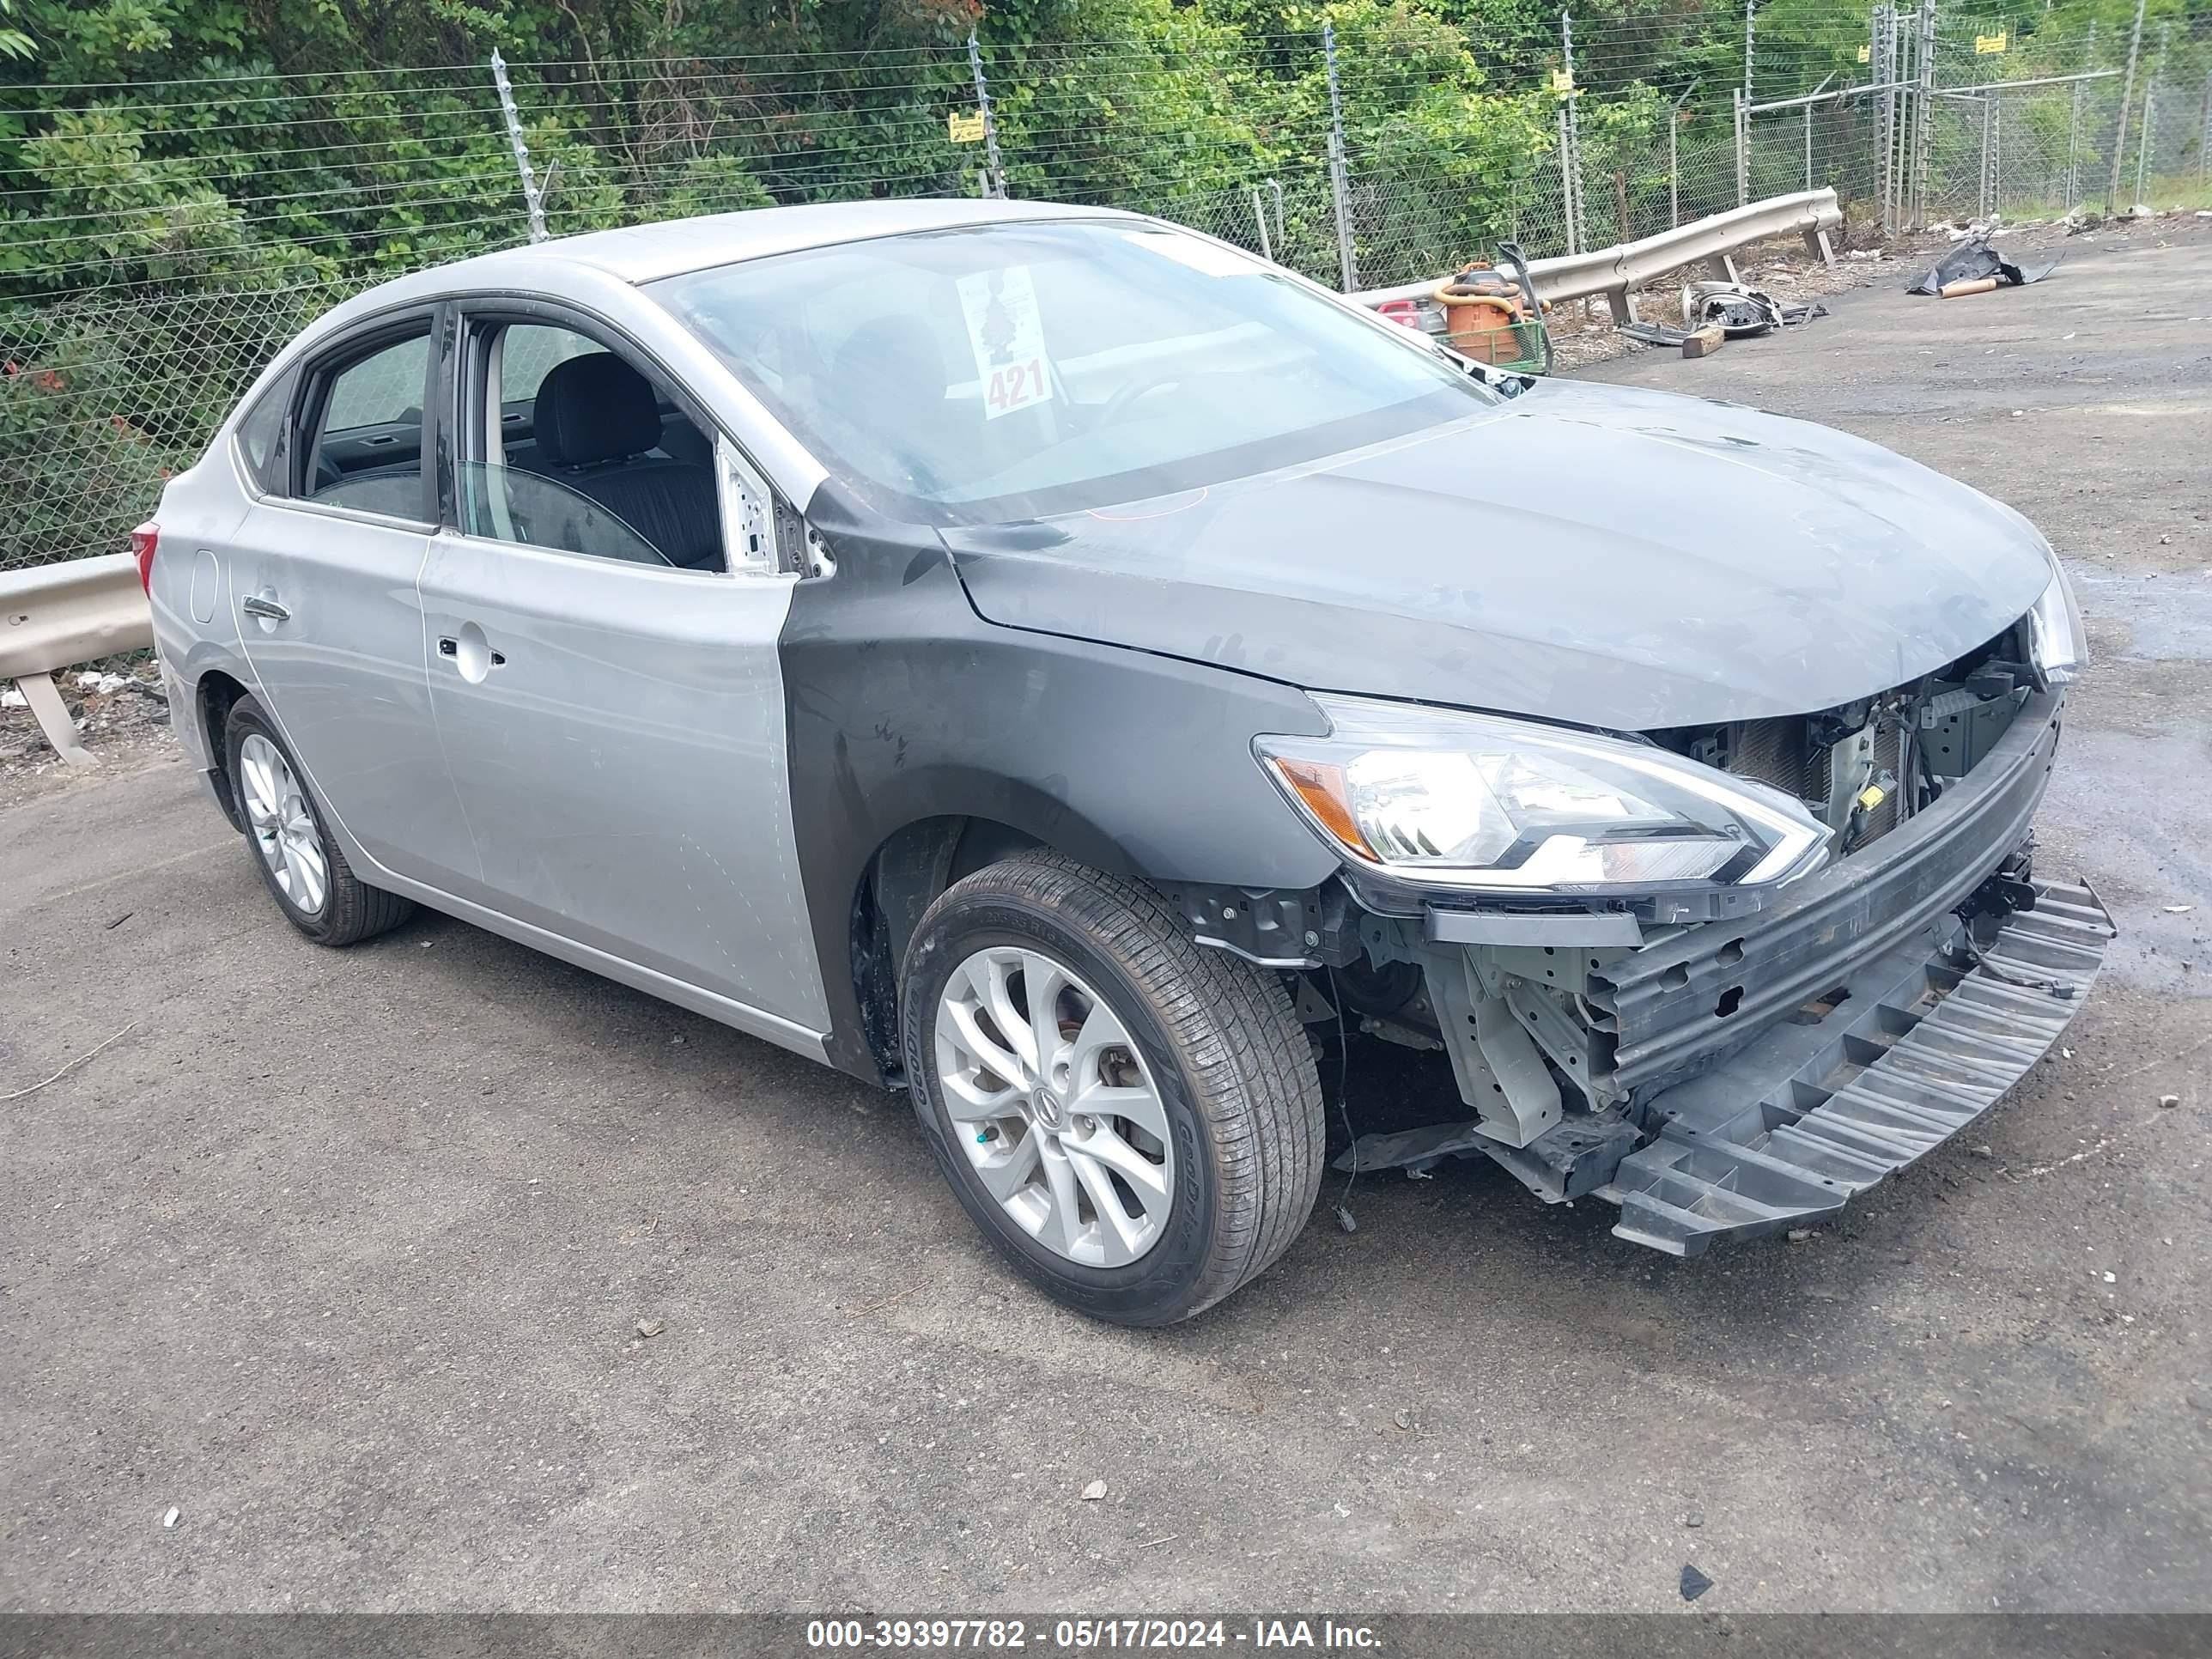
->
[957,265,1054,420]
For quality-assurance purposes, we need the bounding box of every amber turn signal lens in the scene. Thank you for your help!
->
[1267,756,1376,861]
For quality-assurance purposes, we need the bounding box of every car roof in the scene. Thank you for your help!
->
[360,198,1144,303]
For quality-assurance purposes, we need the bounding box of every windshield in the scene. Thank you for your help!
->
[649,217,1493,524]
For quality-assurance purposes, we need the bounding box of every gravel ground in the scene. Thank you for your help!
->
[2,218,2208,1616]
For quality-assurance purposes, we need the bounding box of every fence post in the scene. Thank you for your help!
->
[1733,86,1748,208]
[967,31,1006,199]
[2201,70,2210,185]
[1668,111,1680,228]
[1559,13,1586,249]
[1911,0,1936,228]
[2108,0,2146,210]
[1323,23,1358,292]
[489,51,547,244]
[1805,101,1814,191]
[1744,0,1755,101]
[2067,74,2084,210]
[1874,6,1892,231]
[1557,106,1579,253]
[1978,96,1992,220]
[1249,186,1274,264]
[2136,84,2154,204]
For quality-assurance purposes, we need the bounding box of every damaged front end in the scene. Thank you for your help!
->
[1246,599,2114,1255]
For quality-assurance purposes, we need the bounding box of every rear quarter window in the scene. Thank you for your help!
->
[233,368,295,495]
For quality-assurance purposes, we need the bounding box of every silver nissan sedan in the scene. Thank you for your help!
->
[143,198,2111,1325]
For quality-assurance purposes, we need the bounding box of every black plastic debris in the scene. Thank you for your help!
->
[1680,1565,1714,1601]
[1907,234,2060,296]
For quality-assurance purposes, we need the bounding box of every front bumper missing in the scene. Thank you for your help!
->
[1598,875,2113,1255]
[1335,877,2113,1254]
[1329,691,2116,1255]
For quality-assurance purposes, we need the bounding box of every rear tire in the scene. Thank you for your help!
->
[223,695,415,947]
[901,851,1325,1326]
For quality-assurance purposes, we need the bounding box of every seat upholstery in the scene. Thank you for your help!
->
[532,353,721,569]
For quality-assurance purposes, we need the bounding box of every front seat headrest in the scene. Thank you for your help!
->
[534,352,662,467]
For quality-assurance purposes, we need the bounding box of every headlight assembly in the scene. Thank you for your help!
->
[1255,696,1828,897]
[2025,563,2086,688]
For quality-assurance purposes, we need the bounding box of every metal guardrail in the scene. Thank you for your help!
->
[1352,187,1844,325]
[0,553,153,767]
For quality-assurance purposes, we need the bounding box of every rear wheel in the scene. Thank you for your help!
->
[223,695,415,946]
[901,852,1325,1326]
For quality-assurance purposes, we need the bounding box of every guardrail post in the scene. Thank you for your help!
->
[967,31,1006,199]
[489,51,547,243]
[11,672,96,767]
[1323,23,1358,291]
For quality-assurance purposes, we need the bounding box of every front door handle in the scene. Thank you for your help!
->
[241,593,290,623]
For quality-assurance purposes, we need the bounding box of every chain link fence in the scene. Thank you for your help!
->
[3,8,2193,574]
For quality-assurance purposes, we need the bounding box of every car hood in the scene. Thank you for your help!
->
[942,377,2055,730]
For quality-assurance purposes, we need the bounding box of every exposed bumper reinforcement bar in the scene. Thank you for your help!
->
[1595,876,2114,1255]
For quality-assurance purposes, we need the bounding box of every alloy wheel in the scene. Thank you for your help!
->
[238,732,328,916]
[933,946,1176,1267]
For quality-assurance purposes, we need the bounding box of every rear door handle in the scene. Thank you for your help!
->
[437,635,506,667]
[241,593,289,623]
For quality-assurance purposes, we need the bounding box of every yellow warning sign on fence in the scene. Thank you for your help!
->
[948,109,987,143]
[1551,69,1573,94]
[1856,45,1871,63]
[1975,31,2008,54]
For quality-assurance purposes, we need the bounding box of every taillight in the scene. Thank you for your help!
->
[131,521,159,592]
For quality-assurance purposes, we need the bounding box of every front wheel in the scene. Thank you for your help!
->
[901,852,1325,1326]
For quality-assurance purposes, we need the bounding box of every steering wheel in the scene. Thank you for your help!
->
[1092,373,1186,434]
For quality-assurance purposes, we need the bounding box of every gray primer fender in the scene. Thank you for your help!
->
[778,482,1338,1081]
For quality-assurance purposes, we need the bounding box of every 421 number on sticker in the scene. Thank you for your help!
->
[985,357,1048,416]
[957,264,1055,422]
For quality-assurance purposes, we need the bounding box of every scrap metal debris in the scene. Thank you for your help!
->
[1682,279,1826,336]
[1620,281,1825,357]
[1908,234,2059,298]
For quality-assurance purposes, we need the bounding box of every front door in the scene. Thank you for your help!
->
[416,309,826,1032]
[229,310,477,888]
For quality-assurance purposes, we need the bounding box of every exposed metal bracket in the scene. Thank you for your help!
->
[1422,949,1562,1148]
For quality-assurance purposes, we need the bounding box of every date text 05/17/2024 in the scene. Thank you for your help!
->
[804,1618,1384,1650]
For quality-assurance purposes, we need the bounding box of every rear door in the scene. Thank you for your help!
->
[415,301,826,1035]
[227,307,477,886]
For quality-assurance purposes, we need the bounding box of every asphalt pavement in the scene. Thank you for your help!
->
[3,221,2208,1614]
